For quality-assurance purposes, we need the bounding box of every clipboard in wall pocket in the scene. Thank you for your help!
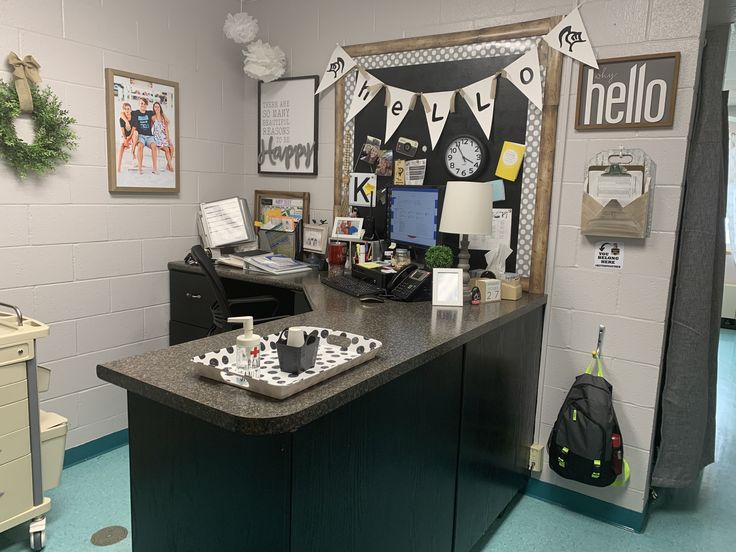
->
[581,160,653,239]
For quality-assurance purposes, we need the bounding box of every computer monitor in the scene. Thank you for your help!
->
[387,187,440,249]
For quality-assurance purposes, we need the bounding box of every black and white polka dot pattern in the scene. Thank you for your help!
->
[191,327,382,399]
[341,37,544,278]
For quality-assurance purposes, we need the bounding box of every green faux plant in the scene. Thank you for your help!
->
[424,244,454,269]
[0,81,77,178]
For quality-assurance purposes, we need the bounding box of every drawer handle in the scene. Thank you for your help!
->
[18,348,25,356]
[0,492,4,498]
[185,293,202,300]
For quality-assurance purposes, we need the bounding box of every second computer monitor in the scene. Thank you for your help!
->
[387,186,440,249]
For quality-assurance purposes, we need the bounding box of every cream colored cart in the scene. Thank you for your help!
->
[0,303,68,551]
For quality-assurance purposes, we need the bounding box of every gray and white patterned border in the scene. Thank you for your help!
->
[342,38,544,276]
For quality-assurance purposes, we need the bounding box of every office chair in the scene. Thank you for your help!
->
[189,245,282,335]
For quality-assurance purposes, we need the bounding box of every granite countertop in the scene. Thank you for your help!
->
[97,261,546,435]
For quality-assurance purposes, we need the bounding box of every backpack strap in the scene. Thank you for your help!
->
[584,353,604,377]
[611,459,631,487]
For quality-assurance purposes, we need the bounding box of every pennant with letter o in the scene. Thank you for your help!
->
[316,45,357,95]
[460,75,497,139]
[346,69,384,122]
[384,86,416,142]
[421,90,455,149]
[543,8,598,69]
[503,48,543,110]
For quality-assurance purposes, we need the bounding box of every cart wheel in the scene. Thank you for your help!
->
[30,530,45,551]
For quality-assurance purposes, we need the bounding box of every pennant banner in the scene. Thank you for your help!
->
[315,45,357,95]
[421,90,455,149]
[543,8,598,69]
[503,47,543,110]
[459,75,497,139]
[346,68,384,122]
[384,86,416,142]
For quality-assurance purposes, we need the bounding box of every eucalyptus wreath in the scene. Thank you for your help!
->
[0,81,77,178]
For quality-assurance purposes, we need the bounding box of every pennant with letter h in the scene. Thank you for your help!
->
[346,69,384,122]
[316,45,357,95]
[459,75,497,139]
[421,91,455,149]
[384,86,416,142]
[542,8,598,69]
[503,48,543,110]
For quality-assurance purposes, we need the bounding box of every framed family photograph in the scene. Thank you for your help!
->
[258,76,318,175]
[254,190,310,226]
[331,217,364,240]
[105,68,180,193]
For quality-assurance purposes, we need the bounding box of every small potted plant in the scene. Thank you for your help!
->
[424,245,454,270]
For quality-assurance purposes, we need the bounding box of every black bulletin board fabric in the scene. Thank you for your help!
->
[352,55,528,271]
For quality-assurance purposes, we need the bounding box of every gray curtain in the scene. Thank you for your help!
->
[651,26,729,488]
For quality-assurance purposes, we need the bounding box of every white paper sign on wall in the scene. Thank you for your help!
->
[349,172,377,207]
[594,241,624,269]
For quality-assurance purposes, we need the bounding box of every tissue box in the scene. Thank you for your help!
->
[275,329,320,374]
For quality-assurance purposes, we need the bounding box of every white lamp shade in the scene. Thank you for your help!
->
[439,181,494,235]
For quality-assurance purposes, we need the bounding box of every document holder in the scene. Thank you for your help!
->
[581,148,656,239]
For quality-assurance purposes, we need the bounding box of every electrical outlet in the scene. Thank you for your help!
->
[529,443,544,472]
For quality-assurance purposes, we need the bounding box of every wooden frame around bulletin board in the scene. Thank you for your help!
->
[333,17,563,294]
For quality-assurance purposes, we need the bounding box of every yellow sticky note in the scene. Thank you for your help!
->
[495,141,526,181]
[358,261,381,269]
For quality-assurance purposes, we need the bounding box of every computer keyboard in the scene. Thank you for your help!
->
[321,275,384,297]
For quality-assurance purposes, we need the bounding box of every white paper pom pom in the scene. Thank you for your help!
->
[223,12,259,44]
[242,40,287,83]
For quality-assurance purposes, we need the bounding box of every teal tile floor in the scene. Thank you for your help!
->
[1,329,734,551]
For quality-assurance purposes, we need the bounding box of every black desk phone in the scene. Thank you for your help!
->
[387,264,432,301]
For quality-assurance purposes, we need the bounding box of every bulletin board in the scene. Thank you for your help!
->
[333,17,564,294]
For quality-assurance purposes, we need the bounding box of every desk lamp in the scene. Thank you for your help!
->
[439,181,494,287]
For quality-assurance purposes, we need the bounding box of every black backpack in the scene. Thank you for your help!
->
[547,357,629,487]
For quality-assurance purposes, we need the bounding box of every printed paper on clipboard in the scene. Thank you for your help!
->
[586,165,647,207]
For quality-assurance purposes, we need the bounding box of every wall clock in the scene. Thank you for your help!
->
[444,135,487,180]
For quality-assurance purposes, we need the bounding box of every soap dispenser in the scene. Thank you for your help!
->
[227,316,261,377]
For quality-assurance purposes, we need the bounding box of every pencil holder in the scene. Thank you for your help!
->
[275,328,320,374]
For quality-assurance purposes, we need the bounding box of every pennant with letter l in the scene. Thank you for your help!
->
[346,69,384,122]
[459,75,497,139]
[503,47,543,110]
[316,45,357,95]
[421,91,455,149]
[384,86,416,142]
[542,8,598,69]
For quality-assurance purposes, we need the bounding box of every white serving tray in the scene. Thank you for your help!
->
[192,327,382,400]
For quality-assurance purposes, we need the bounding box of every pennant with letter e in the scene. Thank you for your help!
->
[542,8,598,69]
[346,69,384,122]
[459,75,497,139]
[316,45,357,95]
[503,47,543,110]
[421,91,455,149]
[384,86,416,142]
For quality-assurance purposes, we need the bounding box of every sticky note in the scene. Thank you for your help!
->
[358,262,381,269]
[495,141,526,181]
[491,179,505,202]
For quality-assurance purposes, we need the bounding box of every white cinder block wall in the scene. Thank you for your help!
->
[0,0,246,449]
[241,0,707,514]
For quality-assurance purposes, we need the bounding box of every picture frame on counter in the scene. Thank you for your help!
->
[331,217,364,241]
[258,76,319,175]
[432,268,464,307]
[303,224,329,254]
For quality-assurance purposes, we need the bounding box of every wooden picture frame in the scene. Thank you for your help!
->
[254,190,310,226]
[333,17,564,294]
[303,224,329,254]
[574,52,681,130]
[258,76,319,175]
[105,68,180,193]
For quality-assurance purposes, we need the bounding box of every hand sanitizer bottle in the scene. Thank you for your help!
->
[227,316,261,378]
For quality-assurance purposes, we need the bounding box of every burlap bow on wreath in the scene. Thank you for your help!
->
[7,52,42,113]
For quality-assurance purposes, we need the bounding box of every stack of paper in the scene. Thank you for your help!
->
[243,254,312,275]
